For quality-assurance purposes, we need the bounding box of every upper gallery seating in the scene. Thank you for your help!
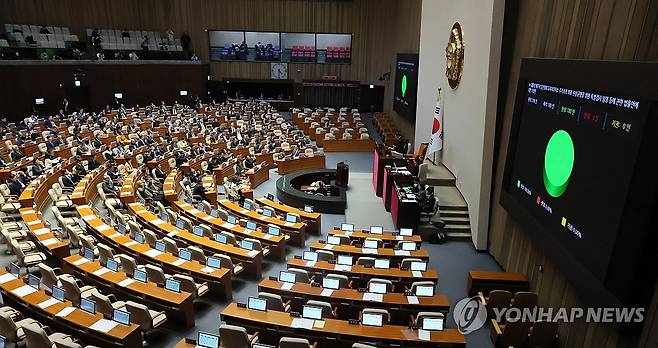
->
[3,23,80,48]
[325,46,351,63]
[86,28,183,52]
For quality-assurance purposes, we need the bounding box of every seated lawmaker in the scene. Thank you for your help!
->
[9,146,24,162]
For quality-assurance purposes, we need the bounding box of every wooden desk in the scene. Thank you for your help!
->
[62,254,195,329]
[163,169,179,203]
[221,303,465,347]
[372,145,406,197]
[18,158,75,209]
[0,271,142,347]
[383,166,414,212]
[328,229,422,245]
[258,279,450,323]
[391,182,420,230]
[275,155,326,175]
[218,199,306,246]
[175,200,287,260]
[309,241,429,263]
[127,202,263,278]
[323,139,375,152]
[77,206,233,300]
[71,167,107,205]
[287,258,438,285]
[466,271,529,297]
[119,170,138,203]
[246,165,270,188]
[19,207,70,260]
[256,197,321,235]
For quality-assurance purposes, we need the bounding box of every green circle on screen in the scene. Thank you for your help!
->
[543,130,574,198]
[401,75,408,97]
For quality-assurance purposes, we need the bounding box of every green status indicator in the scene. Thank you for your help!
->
[543,130,574,198]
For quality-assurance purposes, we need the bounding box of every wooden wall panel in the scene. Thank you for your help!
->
[492,0,658,347]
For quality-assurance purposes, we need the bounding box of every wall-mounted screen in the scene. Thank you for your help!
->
[209,30,246,61]
[501,58,658,308]
[316,33,352,64]
[393,53,419,120]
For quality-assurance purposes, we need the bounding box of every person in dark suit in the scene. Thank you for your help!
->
[9,147,24,162]
[417,185,436,213]
[152,164,166,180]
[101,176,117,196]
[60,170,75,190]
[7,177,23,196]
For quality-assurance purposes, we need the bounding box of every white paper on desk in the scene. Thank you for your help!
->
[263,234,272,240]
[243,229,252,235]
[144,249,163,258]
[284,222,295,227]
[27,220,41,226]
[23,209,35,214]
[201,266,214,273]
[334,265,351,272]
[320,289,334,297]
[72,258,89,266]
[362,248,378,254]
[152,218,165,225]
[343,231,353,236]
[221,222,235,229]
[34,228,50,235]
[305,261,316,267]
[123,241,139,247]
[280,282,294,290]
[418,329,431,341]
[407,295,419,304]
[41,238,59,246]
[38,298,60,309]
[412,271,423,278]
[11,285,37,297]
[323,245,334,250]
[97,224,110,232]
[82,215,96,221]
[247,250,259,257]
[189,208,201,215]
[291,318,314,330]
[90,318,119,333]
[55,306,76,317]
[0,273,17,284]
[313,320,325,329]
[93,268,111,276]
[258,215,267,220]
[108,233,122,239]
[362,292,383,302]
[117,278,135,287]
[396,235,404,241]
[172,259,186,267]
[394,250,410,256]
[203,216,213,221]
[167,231,178,237]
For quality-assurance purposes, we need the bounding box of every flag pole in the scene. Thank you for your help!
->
[426,87,442,165]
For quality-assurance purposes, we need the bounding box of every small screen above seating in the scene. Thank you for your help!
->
[341,223,354,232]
[362,312,384,327]
[337,255,352,266]
[197,332,220,348]
[179,249,192,261]
[423,317,444,331]
[267,226,280,236]
[322,277,340,290]
[302,305,323,320]
[303,251,318,262]
[113,309,131,326]
[35,98,45,105]
[165,278,181,293]
[179,90,188,96]
[285,213,297,223]
[374,259,390,269]
[370,226,383,234]
[248,297,267,311]
[415,285,434,297]
[114,93,123,99]
[368,282,387,294]
[279,271,296,283]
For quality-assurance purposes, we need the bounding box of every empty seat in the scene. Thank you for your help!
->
[125,301,167,332]
[305,300,335,319]
[258,292,291,312]
[219,324,259,348]
[279,337,317,348]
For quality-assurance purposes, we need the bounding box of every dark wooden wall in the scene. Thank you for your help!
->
[0,62,209,121]
[491,0,658,347]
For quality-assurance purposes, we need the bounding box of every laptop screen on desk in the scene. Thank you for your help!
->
[28,274,40,289]
[176,220,185,229]
[262,209,273,217]
[327,236,341,245]
[423,317,444,331]
[415,285,434,297]
[368,282,387,294]
[279,271,296,283]
[341,223,354,232]
[193,226,204,236]
[83,248,94,260]
[52,286,65,301]
[133,269,147,282]
[399,228,413,236]
[246,221,257,231]
[117,224,127,234]
[362,313,384,327]
[197,332,219,348]
[155,241,166,252]
[241,239,254,250]
[227,215,238,224]
[374,259,390,269]
[9,263,19,277]
[410,261,427,272]
[160,212,168,222]
[370,226,383,234]
[337,255,352,266]
[113,309,131,326]
[243,201,251,210]
[80,298,95,314]
[207,257,222,269]
[267,226,280,236]
[401,242,416,251]
[303,251,318,262]
[248,297,267,311]
[106,259,119,272]
[165,279,181,293]
[322,277,340,290]
[179,249,192,261]
[134,232,145,244]
[210,209,219,218]
[302,305,323,320]
[363,240,378,249]
[285,214,297,223]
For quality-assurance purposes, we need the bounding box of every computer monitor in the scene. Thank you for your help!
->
[304,205,313,213]
[401,242,416,251]
[302,305,323,320]
[196,203,205,212]
[262,209,273,217]
[180,90,188,96]
[165,279,181,293]
[193,226,204,236]
[0,334,5,347]
[114,93,123,99]
[267,226,280,236]
[52,286,65,301]
[28,274,40,289]
[176,219,185,229]
[9,263,19,277]
[279,271,296,283]
[214,234,227,244]
[80,298,95,314]
[179,249,192,261]
[252,344,276,348]
[227,215,238,224]
[362,312,384,327]
[399,228,413,236]
[363,240,379,249]
[410,261,427,272]
[248,297,267,311]
[243,201,251,210]
[113,309,131,325]
[370,226,383,234]
[197,332,220,348]
[241,239,253,250]
[207,257,222,269]
[106,259,119,272]
[134,232,145,244]
[266,193,275,201]
[303,251,318,262]
[35,98,45,105]
[422,317,444,331]
[160,212,168,222]
[337,255,353,266]
[210,209,219,218]
[368,282,387,294]
[341,223,354,232]
[327,236,341,245]
[322,277,340,290]
[155,241,166,252]
[83,248,94,260]
[374,259,390,269]
[415,285,434,297]
[285,213,297,223]
[245,221,257,231]
[117,224,127,234]
[185,197,193,204]
[133,269,147,283]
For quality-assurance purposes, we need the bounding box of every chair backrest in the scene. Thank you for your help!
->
[487,290,513,316]
[213,254,235,274]
[400,258,423,269]
[60,276,83,306]
[279,337,311,348]
[0,311,19,341]
[287,268,310,283]
[88,289,115,317]
[117,254,138,275]
[527,320,558,348]
[172,274,198,297]
[513,291,538,309]
[22,323,54,347]
[356,257,375,267]
[416,311,444,328]
[189,246,206,263]
[219,231,237,245]
[97,244,114,265]
[498,319,532,347]
[125,301,154,331]
[306,300,333,319]
[145,264,166,285]
[219,324,250,348]
[163,237,178,255]
[316,250,334,262]
[258,292,286,311]
[367,278,393,292]
[38,263,59,290]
